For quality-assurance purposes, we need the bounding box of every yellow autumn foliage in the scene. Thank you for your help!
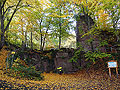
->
[0,68,119,89]
[96,10,110,28]
[0,46,10,70]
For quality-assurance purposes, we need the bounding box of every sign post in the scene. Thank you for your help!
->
[107,60,118,78]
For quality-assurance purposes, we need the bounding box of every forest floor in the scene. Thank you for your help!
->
[0,70,120,90]
[0,46,120,90]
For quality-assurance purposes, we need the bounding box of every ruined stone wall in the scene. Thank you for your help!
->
[76,14,99,52]
[17,48,87,73]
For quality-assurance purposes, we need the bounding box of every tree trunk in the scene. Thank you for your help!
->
[21,38,25,51]
[59,8,62,49]
[59,23,61,49]
[0,2,5,49]
[31,31,33,50]
[0,0,22,49]
[39,19,43,50]
[43,22,50,50]
[25,31,27,48]
[0,32,5,49]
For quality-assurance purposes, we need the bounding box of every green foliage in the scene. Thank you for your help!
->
[13,50,32,65]
[69,43,83,63]
[76,42,84,49]
[99,40,108,47]
[7,57,44,81]
[11,66,43,80]
[61,56,65,59]
[85,38,94,46]
[85,51,111,63]
[69,50,80,63]
[6,54,16,69]
[69,44,83,63]
[5,50,44,80]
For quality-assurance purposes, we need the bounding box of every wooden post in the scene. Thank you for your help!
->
[109,68,111,77]
[116,67,118,78]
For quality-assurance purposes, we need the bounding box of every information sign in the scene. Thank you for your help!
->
[107,60,118,78]
[108,62,117,68]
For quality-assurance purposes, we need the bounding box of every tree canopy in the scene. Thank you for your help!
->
[0,0,119,50]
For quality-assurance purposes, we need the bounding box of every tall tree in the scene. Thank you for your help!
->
[0,0,31,49]
[49,0,73,49]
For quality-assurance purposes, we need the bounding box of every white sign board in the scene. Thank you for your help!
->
[108,62,117,68]
[107,60,118,78]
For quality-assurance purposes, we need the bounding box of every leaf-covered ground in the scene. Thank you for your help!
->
[0,70,120,90]
[0,47,120,90]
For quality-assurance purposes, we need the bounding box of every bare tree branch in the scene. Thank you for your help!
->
[17,4,33,10]
[1,0,6,9]
[3,5,16,15]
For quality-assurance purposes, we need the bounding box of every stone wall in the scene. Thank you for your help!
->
[76,14,95,51]
[54,49,78,73]
[16,48,86,73]
[76,14,118,53]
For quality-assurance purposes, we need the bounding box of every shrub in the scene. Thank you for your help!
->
[7,57,44,81]
[85,51,112,64]
[11,65,44,80]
